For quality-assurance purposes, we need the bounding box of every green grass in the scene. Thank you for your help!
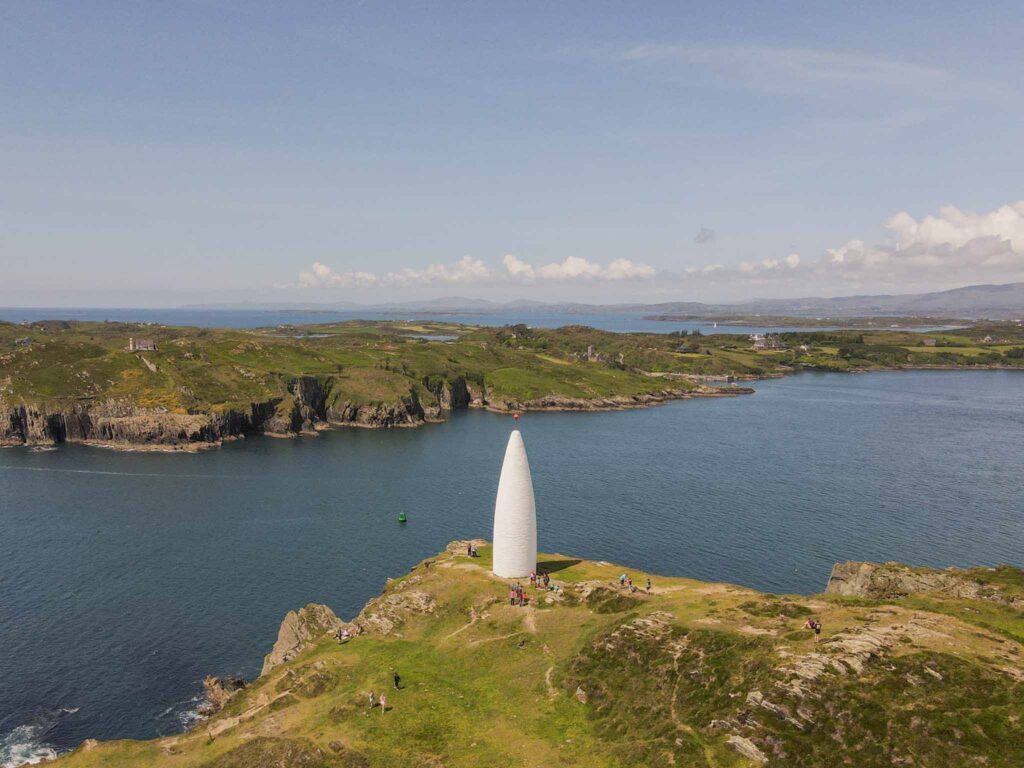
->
[51,548,1024,768]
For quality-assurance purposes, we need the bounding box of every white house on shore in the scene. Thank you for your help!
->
[491,418,537,578]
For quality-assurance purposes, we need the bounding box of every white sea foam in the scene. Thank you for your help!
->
[153,694,206,735]
[0,724,59,768]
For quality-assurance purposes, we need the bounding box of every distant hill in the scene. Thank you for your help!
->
[728,282,1024,319]
[182,282,1024,319]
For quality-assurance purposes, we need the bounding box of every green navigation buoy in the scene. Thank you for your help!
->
[398,511,407,523]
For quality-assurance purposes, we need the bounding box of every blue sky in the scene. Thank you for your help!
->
[2,1,1023,306]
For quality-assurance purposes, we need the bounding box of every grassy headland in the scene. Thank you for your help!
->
[52,544,1024,767]
[1,319,1022,449]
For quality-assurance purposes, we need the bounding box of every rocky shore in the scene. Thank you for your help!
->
[0,377,744,452]
[0,375,465,451]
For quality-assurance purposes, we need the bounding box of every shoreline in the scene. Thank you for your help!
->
[3,365,1022,453]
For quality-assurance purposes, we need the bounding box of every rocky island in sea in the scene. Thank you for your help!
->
[50,542,1024,767]
[2,318,1022,452]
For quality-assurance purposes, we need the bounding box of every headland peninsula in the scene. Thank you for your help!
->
[49,542,1024,767]
[1,319,1022,451]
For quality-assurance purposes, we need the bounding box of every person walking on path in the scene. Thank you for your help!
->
[393,671,401,690]
[646,578,652,593]
[379,693,387,713]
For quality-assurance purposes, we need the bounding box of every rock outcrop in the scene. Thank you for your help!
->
[826,561,1023,608]
[198,675,247,715]
[261,603,344,676]
[487,386,747,414]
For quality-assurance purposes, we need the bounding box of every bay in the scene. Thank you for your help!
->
[1,370,1022,763]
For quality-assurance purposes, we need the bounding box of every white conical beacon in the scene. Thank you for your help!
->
[491,414,537,578]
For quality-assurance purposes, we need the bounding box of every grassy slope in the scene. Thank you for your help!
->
[2,320,1022,419]
[55,547,1024,768]
[0,321,695,416]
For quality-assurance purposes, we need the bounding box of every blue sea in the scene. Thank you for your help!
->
[0,306,945,335]
[1,370,1022,764]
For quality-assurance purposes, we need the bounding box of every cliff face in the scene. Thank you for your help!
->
[0,374,459,450]
[0,399,226,449]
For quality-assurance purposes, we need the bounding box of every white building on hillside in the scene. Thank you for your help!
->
[492,417,537,578]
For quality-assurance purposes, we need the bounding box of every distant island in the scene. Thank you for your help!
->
[51,543,1024,767]
[1,319,1022,451]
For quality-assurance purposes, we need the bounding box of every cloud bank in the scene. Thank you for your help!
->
[298,254,657,289]
[818,202,1024,288]
[293,201,1024,299]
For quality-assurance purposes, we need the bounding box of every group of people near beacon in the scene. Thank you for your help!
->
[617,573,652,593]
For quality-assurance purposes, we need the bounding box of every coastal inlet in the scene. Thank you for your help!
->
[0,370,1022,756]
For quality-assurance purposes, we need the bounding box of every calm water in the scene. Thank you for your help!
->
[1,370,1022,763]
[0,306,865,335]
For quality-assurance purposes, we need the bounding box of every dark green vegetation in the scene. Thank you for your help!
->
[1,318,1021,448]
[55,548,1024,767]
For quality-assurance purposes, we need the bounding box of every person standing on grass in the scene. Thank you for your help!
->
[393,671,401,690]
[368,691,375,709]
[803,618,823,643]
[379,693,387,713]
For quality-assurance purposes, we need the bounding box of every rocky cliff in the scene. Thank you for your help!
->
[261,603,345,676]
[0,373,459,450]
[826,560,1024,608]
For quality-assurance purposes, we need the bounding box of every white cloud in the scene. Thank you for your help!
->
[578,43,1010,104]
[296,254,654,290]
[818,202,1024,286]
[887,203,1024,253]
[298,256,490,288]
[502,253,536,280]
[384,256,491,284]
[298,262,378,288]
[685,263,725,275]
[499,254,657,282]
[737,255,801,274]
